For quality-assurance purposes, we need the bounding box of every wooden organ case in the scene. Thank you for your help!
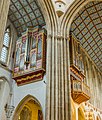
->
[69,34,90,104]
[13,27,47,85]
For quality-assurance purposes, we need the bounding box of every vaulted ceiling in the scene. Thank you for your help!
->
[71,1,102,72]
[8,1,102,72]
[8,0,46,36]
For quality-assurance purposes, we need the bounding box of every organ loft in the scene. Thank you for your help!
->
[0,0,102,120]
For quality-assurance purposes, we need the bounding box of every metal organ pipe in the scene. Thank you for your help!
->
[25,33,31,69]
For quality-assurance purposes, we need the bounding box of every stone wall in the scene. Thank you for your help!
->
[0,0,10,51]
[84,56,102,110]
[0,15,17,120]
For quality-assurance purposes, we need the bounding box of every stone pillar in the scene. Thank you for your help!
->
[46,35,71,120]
[0,0,10,51]
[75,107,78,120]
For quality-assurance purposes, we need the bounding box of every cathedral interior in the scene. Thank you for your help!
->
[0,0,102,120]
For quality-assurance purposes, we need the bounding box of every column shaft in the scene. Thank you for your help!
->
[46,36,71,120]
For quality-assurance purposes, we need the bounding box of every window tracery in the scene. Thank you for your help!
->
[0,27,11,64]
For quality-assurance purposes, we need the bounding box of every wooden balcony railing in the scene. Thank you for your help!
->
[71,80,90,104]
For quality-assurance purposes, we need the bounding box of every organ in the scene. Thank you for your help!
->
[69,33,90,104]
[13,26,47,85]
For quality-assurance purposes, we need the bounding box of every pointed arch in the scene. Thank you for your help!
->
[37,0,58,35]
[61,0,102,37]
[0,76,11,91]
[8,0,58,36]
[13,94,43,120]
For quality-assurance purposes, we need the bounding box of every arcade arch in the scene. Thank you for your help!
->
[13,95,43,120]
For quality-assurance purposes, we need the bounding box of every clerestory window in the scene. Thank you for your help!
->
[0,27,11,64]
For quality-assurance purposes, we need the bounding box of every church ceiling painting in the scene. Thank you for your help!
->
[8,0,46,36]
[71,1,102,72]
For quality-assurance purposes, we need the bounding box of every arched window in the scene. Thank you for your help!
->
[0,27,11,64]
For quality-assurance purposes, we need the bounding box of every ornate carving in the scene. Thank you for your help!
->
[13,27,47,85]
[71,76,90,104]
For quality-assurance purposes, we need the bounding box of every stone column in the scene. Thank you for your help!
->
[0,0,10,51]
[46,34,71,120]
[75,106,78,120]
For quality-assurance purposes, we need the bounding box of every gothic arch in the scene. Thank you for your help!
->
[0,76,11,91]
[8,0,58,36]
[60,0,102,75]
[37,0,58,35]
[61,0,102,37]
[13,94,43,120]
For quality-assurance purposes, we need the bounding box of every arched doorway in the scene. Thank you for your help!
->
[13,95,43,120]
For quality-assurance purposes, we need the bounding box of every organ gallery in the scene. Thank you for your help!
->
[13,27,47,85]
[0,0,102,120]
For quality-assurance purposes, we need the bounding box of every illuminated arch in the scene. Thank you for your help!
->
[13,94,43,120]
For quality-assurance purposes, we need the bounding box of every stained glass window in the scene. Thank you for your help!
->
[0,28,11,63]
